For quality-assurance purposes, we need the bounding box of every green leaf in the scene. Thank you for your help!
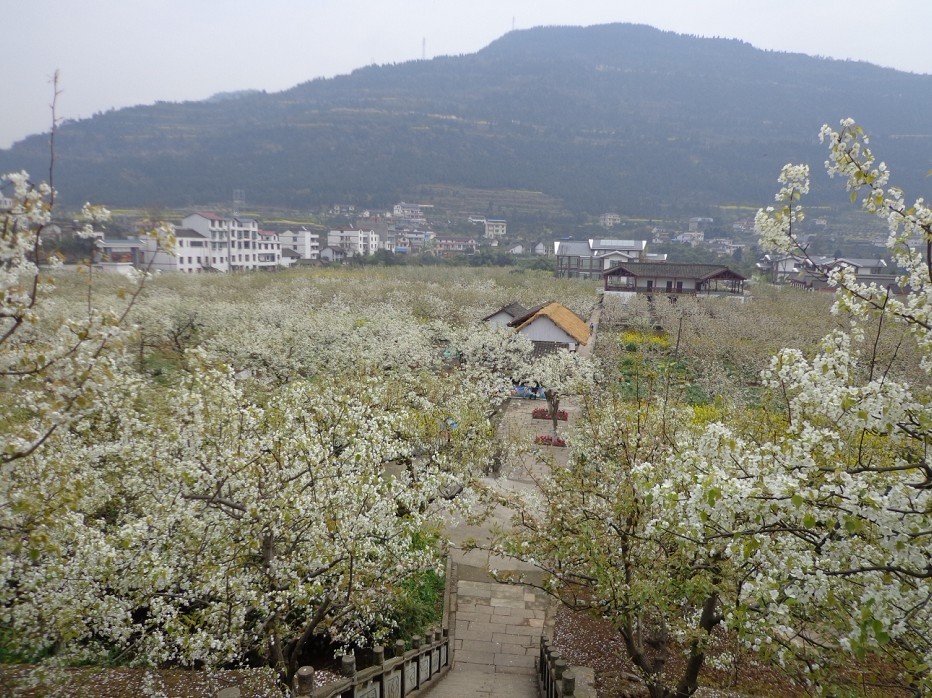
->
[844,516,862,533]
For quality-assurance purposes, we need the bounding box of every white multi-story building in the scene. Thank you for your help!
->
[392,202,427,226]
[279,228,320,260]
[382,228,435,254]
[599,213,622,228]
[256,230,282,270]
[182,212,280,271]
[484,219,507,239]
[144,228,211,273]
[327,228,379,257]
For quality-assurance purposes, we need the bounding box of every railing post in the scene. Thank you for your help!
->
[553,657,567,698]
[562,669,576,696]
[372,645,384,665]
[394,639,406,658]
[293,666,315,697]
[340,652,356,678]
[548,651,562,698]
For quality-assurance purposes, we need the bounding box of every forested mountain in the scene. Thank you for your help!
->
[2,23,930,214]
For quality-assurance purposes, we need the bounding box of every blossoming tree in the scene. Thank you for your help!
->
[496,120,931,695]
[2,170,521,689]
[523,348,597,431]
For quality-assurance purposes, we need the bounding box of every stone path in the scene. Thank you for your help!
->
[425,306,601,697]
[425,398,566,698]
[424,572,547,697]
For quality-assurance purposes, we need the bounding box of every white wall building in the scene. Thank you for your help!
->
[392,202,427,226]
[599,213,622,228]
[182,212,280,271]
[327,228,379,257]
[484,219,507,239]
[256,230,282,270]
[279,228,320,260]
[144,228,210,273]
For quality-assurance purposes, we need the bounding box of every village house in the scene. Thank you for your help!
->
[482,302,529,329]
[392,202,428,227]
[788,256,903,292]
[484,219,507,239]
[95,237,146,274]
[144,228,210,273]
[599,213,622,228]
[603,261,746,296]
[327,228,379,257]
[382,227,435,254]
[688,216,714,232]
[554,238,663,279]
[706,238,745,256]
[431,237,478,256]
[256,230,281,271]
[279,228,320,261]
[319,245,348,263]
[507,301,591,353]
[673,230,705,246]
[182,212,281,271]
[807,256,888,276]
[279,248,302,268]
[756,252,803,283]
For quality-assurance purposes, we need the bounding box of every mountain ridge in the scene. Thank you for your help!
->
[2,23,930,216]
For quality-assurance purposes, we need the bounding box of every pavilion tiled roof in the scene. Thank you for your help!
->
[603,262,746,281]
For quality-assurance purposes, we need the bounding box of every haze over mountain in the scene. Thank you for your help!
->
[2,23,930,217]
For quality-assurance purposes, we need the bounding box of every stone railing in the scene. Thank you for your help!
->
[294,629,451,697]
[536,636,578,697]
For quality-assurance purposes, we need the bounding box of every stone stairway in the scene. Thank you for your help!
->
[423,567,547,697]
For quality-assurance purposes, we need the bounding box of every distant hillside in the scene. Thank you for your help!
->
[2,23,930,215]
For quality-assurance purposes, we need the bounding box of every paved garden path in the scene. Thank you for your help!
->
[425,306,601,697]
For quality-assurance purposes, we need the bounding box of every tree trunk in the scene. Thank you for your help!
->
[673,591,720,697]
[545,390,560,432]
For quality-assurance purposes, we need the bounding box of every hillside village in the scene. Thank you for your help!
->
[78,199,911,297]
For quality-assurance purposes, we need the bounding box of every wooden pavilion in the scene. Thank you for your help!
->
[602,262,746,296]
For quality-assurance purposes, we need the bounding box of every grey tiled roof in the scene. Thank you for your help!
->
[603,262,746,281]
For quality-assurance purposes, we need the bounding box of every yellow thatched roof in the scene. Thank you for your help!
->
[510,302,591,345]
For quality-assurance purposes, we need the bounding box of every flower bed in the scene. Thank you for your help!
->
[534,434,566,447]
[532,407,568,421]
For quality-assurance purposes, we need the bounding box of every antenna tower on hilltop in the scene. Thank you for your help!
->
[422,37,426,60]
[233,189,245,216]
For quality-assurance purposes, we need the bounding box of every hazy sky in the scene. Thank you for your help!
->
[3,0,931,148]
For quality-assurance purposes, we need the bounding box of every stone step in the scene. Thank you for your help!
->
[423,576,546,698]
[421,668,536,697]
